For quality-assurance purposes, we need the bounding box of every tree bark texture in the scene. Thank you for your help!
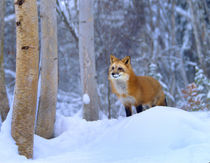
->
[35,0,58,139]
[79,0,100,121]
[0,0,10,122]
[12,0,39,159]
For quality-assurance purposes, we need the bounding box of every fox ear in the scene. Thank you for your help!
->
[110,55,118,64]
[121,56,131,65]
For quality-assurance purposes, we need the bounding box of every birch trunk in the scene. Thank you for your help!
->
[12,0,39,159]
[79,0,100,121]
[35,0,58,139]
[0,0,9,122]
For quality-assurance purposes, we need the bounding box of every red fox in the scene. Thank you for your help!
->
[109,55,167,117]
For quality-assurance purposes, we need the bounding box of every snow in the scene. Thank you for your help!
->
[175,7,191,20]
[4,14,15,22]
[1,107,210,163]
[56,90,82,116]
[83,93,90,104]
[5,69,16,78]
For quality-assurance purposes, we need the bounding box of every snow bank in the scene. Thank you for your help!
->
[0,103,27,163]
[1,107,210,163]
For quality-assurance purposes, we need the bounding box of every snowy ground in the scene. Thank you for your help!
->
[1,107,210,163]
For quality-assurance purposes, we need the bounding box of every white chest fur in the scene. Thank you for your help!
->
[113,80,127,95]
[112,79,136,105]
[119,96,136,105]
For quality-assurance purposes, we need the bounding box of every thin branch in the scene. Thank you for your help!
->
[175,6,191,20]
[56,0,78,43]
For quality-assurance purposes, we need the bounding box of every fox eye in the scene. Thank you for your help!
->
[112,66,114,70]
[118,67,123,71]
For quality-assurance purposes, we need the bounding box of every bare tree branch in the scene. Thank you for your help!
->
[56,0,78,43]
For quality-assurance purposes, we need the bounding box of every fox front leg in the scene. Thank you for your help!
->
[125,106,132,117]
[136,105,143,113]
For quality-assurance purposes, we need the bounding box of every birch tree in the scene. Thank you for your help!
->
[79,0,100,121]
[12,0,39,159]
[0,0,10,122]
[35,0,58,139]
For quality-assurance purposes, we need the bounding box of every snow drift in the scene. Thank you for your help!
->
[0,107,210,163]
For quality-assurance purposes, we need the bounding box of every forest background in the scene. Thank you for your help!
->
[1,0,210,119]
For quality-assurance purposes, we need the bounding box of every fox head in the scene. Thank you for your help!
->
[109,55,132,81]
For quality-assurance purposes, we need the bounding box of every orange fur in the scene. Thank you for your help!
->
[109,55,166,116]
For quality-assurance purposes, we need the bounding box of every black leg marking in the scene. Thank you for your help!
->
[165,98,167,106]
[136,105,143,113]
[125,107,132,117]
[152,105,155,107]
